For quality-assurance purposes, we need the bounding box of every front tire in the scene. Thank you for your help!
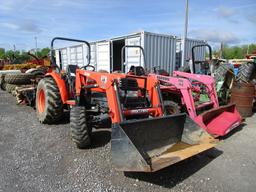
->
[70,106,92,148]
[163,100,180,115]
[36,78,63,124]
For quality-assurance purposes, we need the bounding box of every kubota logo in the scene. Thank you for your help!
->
[101,75,108,85]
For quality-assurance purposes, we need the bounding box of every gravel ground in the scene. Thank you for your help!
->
[0,89,256,192]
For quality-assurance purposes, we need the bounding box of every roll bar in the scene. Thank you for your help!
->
[192,44,212,74]
[121,45,146,72]
[50,37,91,70]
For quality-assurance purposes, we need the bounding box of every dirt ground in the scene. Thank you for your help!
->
[0,89,256,192]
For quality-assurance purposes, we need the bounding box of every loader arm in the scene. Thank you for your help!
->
[173,71,219,107]
[149,72,241,137]
[75,70,164,123]
[149,73,198,118]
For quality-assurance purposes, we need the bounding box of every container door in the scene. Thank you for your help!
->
[60,48,69,70]
[70,45,84,68]
[89,43,97,68]
[125,37,143,73]
[96,41,111,72]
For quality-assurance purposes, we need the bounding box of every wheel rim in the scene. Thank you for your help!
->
[38,89,45,113]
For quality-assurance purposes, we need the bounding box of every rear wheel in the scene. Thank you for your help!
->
[70,106,92,148]
[163,100,180,115]
[237,62,255,83]
[36,78,63,124]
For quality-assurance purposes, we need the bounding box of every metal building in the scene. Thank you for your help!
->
[55,31,206,74]
[176,38,207,68]
[55,42,96,70]
[56,31,177,73]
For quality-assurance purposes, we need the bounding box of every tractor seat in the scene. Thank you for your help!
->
[128,66,146,76]
[66,65,79,77]
[119,78,150,109]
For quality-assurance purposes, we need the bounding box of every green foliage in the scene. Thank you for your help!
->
[0,48,5,59]
[222,44,256,59]
[36,48,50,59]
[0,48,50,63]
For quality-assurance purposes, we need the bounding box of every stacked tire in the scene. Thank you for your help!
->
[3,73,35,95]
[0,74,6,91]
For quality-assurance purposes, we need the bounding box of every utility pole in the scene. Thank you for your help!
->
[247,44,250,55]
[35,36,38,56]
[181,0,189,67]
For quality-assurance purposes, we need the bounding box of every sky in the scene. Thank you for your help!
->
[0,0,255,50]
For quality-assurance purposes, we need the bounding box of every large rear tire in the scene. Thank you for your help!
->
[36,78,63,124]
[214,65,230,83]
[237,62,255,83]
[70,106,92,148]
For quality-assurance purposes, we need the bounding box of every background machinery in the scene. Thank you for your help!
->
[121,45,241,137]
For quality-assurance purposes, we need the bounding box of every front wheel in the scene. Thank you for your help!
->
[70,106,92,148]
[163,100,180,115]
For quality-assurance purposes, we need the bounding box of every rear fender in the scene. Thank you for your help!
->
[45,71,68,104]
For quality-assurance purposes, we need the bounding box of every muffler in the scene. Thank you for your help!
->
[111,113,217,172]
[195,103,242,136]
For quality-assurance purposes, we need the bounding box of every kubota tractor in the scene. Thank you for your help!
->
[36,37,217,172]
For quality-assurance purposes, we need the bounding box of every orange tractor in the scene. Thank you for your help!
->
[35,37,217,172]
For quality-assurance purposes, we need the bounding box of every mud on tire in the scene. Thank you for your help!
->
[70,106,92,148]
[36,77,63,124]
[5,73,35,85]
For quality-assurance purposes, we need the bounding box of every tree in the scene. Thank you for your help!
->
[222,44,256,59]
[35,47,50,59]
[0,48,5,59]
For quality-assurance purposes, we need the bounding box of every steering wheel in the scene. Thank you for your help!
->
[152,66,160,73]
[81,65,95,71]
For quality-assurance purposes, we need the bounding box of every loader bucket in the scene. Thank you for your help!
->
[111,113,217,172]
[195,103,242,137]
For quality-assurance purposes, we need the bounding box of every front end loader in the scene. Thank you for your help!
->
[70,69,217,172]
[153,71,241,136]
[120,45,241,137]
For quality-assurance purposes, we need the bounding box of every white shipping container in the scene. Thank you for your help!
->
[110,31,177,73]
[176,38,207,68]
[55,31,178,74]
[55,43,94,70]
